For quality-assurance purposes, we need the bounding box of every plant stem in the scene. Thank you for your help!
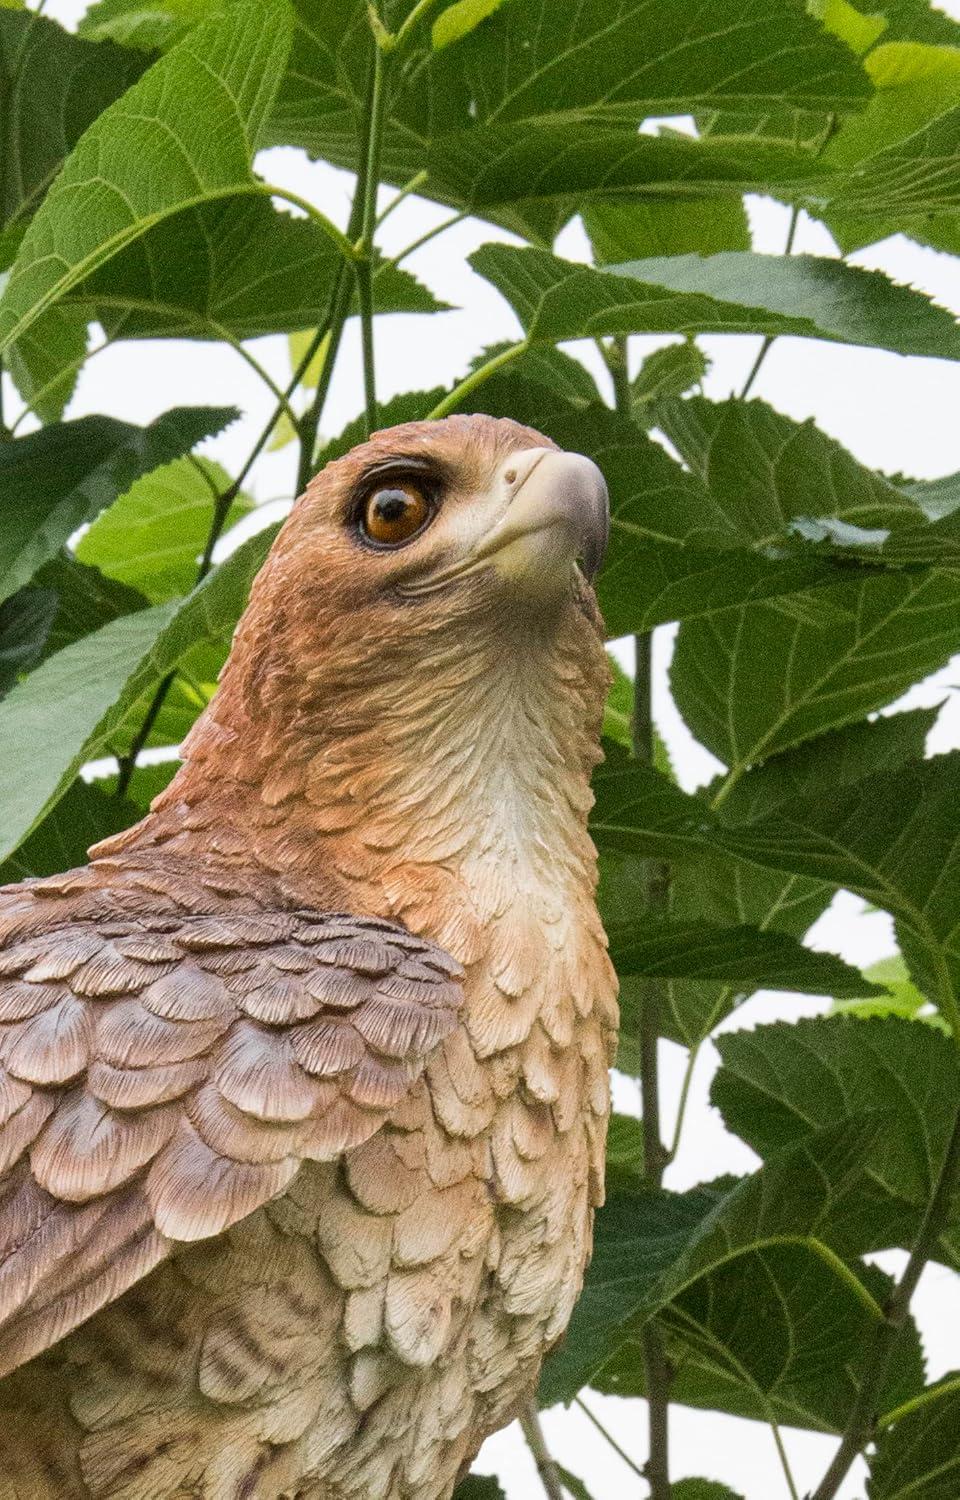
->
[386,210,468,270]
[520,1400,566,1500]
[810,1102,960,1500]
[574,1396,647,1482]
[426,339,528,418]
[356,29,391,436]
[739,206,800,399]
[375,169,428,227]
[609,329,673,1500]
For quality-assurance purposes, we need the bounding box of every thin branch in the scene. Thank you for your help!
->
[810,1102,960,1500]
[426,340,528,419]
[739,205,800,400]
[665,1040,700,1164]
[605,330,673,1500]
[385,209,468,270]
[574,1396,647,1481]
[770,1422,801,1500]
[356,32,391,435]
[520,1400,565,1500]
[375,169,428,227]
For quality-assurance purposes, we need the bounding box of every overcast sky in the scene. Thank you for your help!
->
[13,4,960,1495]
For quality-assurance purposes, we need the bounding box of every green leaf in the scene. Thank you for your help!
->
[540,1117,882,1404]
[76,457,250,602]
[472,244,960,361]
[831,952,941,1022]
[0,9,147,235]
[870,1378,960,1498]
[6,304,89,424]
[609,917,875,996]
[589,751,716,863]
[0,587,56,697]
[673,1484,745,1500]
[631,343,710,421]
[825,74,960,218]
[555,1467,595,1500]
[35,554,150,655]
[78,0,213,50]
[714,707,937,824]
[584,199,751,265]
[716,753,960,1023]
[599,1252,923,1433]
[432,0,508,50]
[452,1478,506,1500]
[72,197,446,343]
[810,0,888,53]
[0,777,138,882]
[0,522,277,861]
[0,406,234,606]
[713,1016,960,1259]
[0,0,294,355]
[672,571,960,774]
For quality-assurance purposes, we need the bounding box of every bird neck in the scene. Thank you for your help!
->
[105,594,612,1012]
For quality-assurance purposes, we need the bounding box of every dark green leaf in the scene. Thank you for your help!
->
[36,554,150,655]
[717,753,960,1016]
[714,1015,960,1259]
[631,342,709,421]
[452,1478,506,1500]
[0,586,56,696]
[79,0,227,50]
[589,751,716,863]
[599,1252,923,1433]
[673,1484,745,1500]
[0,777,137,882]
[73,197,446,342]
[0,0,293,354]
[0,9,146,235]
[609,917,875,995]
[541,1118,882,1403]
[0,406,234,606]
[0,522,277,861]
[870,1378,960,1498]
[472,246,960,360]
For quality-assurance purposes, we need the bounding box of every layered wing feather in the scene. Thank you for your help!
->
[0,902,463,1377]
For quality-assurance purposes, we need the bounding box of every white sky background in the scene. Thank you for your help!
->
[14,3,960,1494]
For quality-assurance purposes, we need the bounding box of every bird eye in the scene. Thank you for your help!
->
[360,483,432,546]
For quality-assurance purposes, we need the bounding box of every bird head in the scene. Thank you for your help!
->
[269,413,609,627]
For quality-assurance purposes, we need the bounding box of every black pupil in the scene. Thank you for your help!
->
[375,490,412,522]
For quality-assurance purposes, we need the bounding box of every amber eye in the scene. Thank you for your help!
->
[360,483,431,546]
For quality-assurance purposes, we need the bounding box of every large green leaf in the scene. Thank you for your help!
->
[870,1379,960,1498]
[672,572,960,773]
[714,1016,960,1260]
[69,196,446,342]
[0,0,294,354]
[0,778,138,883]
[76,457,250,601]
[540,1117,882,1404]
[589,751,716,863]
[597,1251,923,1433]
[5,304,89,423]
[0,406,234,606]
[584,199,750,265]
[825,73,960,219]
[78,0,215,50]
[717,752,960,1018]
[471,245,960,360]
[0,523,277,861]
[609,917,874,995]
[0,586,56,697]
[35,554,150,656]
[0,9,146,235]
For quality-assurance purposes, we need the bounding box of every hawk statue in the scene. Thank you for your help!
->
[0,414,618,1499]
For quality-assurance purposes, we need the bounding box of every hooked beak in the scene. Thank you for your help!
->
[474,447,610,586]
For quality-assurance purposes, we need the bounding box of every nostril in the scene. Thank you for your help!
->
[504,467,517,485]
